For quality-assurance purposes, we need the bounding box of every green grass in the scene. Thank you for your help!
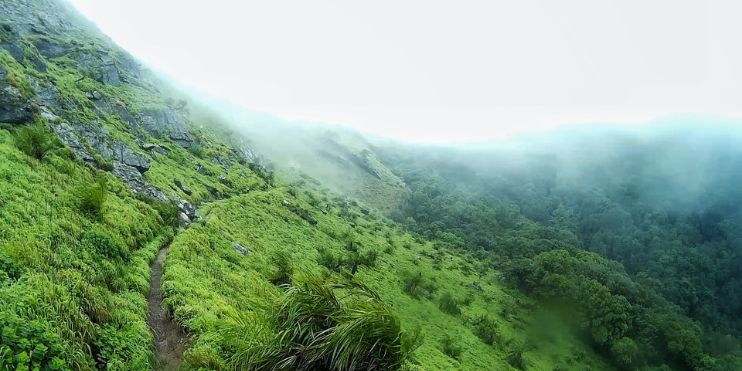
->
[0,127,173,369]
[163,185,613,370]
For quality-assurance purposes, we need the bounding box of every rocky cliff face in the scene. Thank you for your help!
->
[0,0,266,216]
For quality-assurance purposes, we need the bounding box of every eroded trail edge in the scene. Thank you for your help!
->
[147,246,185,370]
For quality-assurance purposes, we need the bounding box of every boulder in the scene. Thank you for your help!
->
[86,90,102,100]
[232,242,248,256]
[170,129,194,148]
[142,143,167,155]
[51,123,94,161]
[112,143,149,173]
[177,199,198,225]
[0,82,34,124]
[112,161,166,201]
[178,212,191,228]
[32,38,72,58]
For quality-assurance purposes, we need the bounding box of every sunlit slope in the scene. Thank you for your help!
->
[162,183,612,370]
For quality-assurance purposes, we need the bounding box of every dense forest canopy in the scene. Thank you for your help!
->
[378,122,742,369]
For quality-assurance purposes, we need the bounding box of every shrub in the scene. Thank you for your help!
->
[440,334,462,360]
[269,250,293,286]
[82,228,129,261]
[134,194,180,229]
[0,250,24,282]
[14,122,56,160]
[317,247,342,272]
[401,271,437,299]
[471,315,498,345]
[224,277,418,370]
[76,175,107,217]
[0,311,69,370]
[438,292,461,316]
[506,348,526,370]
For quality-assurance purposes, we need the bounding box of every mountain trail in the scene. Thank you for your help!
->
[147,245,185,370]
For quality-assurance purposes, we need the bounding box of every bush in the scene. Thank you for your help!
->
[0,250,24,282]
[14,122,56,160]
[506,348,525,370]
[401,271,437,299]
[134,194,180,229]
[440,334,462,360]
[0,311,69,370]
[438,292,461,316]
[317,247,342,272]
[471,315,498,345]
[224,277,418,370]
[82,228,129,262]
[269,250,293,286]
[76,175,107,217]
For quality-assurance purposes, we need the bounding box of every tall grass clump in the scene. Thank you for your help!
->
[401,270,437,299]
[76,175,107,217]
[223,276,419,370]
[14,122,56,160]
[438,292,461,316]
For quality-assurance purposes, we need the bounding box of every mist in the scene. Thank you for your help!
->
[66,0,742,143]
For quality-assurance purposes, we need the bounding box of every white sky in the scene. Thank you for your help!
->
[67,0,742,143]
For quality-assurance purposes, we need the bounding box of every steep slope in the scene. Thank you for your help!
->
[197,104,407,214]
[0,0,267,368]
[0,1,621,370]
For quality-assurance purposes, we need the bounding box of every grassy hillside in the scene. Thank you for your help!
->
[0,1,696,370]
[162,181,611,370]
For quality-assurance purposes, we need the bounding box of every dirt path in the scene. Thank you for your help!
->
[147,246,185,370]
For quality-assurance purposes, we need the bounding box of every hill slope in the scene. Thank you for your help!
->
[0,0,608,370]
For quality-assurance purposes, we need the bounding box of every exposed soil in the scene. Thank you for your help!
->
[147,246,185,370]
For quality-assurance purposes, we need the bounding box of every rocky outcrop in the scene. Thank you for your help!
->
[32,38,73,59]
[177,200,198,227]
[0,67,34,125]
[51,119,165,200]
[112,161,165,201]
[169,129,194,148]
[51,123,94,161]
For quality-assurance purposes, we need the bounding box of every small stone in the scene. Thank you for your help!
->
[232,241,248,256]
[178,212,191,227]
[86,90,102,100]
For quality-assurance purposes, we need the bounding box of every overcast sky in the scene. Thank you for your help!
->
[67,0,742,143]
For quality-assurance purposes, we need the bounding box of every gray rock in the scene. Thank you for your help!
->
[112,161,166,201]
[112,143,149,173]
[170,129,194,148]
[51,123,94,161]
[0,28,25,62]
[29,78,59,108]
[232,241,248,256]
[86,90,102,100]
[39,106,58,122]
[143,143,168,155]
[177,199,198,224]
[178,212,191,228]
[32,38,72,58]
[138,108,189,139]
[0,84,34,124]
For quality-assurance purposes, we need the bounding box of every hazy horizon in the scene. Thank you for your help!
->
[67,0,742,143]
